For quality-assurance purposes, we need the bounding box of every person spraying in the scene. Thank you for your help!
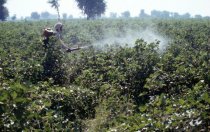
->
[43,0,80,52]
[42,22,80,52]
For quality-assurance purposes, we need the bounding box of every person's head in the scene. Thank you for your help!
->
[54,22,63,33]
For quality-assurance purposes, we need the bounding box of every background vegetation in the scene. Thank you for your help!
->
[0,18,210,131]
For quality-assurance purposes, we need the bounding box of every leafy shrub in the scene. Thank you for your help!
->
[0,18,210,131]
[0,81,96,131]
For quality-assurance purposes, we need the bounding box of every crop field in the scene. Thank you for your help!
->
[0,18,210,131]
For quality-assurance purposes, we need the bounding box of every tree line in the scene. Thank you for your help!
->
[1,0,106,21]
[138,9,209,19]
[1,0,209,21]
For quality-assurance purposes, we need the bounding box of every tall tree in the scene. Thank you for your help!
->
[195,14,202,19]
[62,13,67,19]
[139,9,148,18]
[110,12,117,18]
[48,0,60,20]
[121,11,130,18]
[31,12,40,20]
[182,13,191,19]
[41,11,50,19]
[75,0,106,20]
[0,0,9,21]
[11,14,16,21]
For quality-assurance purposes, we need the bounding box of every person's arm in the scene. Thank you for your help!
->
[66,47,81,52]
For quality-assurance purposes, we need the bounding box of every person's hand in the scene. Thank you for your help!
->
[66,48,72,52]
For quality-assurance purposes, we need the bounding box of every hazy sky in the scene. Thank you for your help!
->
[5,0,210,18]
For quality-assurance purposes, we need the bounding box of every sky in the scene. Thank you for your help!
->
[5,0,210,18]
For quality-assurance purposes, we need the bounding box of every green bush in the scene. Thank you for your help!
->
[0,18,210,131]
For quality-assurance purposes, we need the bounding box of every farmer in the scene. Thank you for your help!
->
[42,22,80,52]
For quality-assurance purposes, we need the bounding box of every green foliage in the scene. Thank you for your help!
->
[74,39,160,105]
[105,19,210,131]
[30,12,40,20]
[41,37,69,84]
[113,81,210,131]
[0,81,96,131]
[0,18,210,131]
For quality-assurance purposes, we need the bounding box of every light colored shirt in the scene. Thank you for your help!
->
[54,22,63,38]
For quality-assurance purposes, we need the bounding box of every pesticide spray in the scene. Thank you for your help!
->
[92,28,169,52]
[47,1,169,52]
